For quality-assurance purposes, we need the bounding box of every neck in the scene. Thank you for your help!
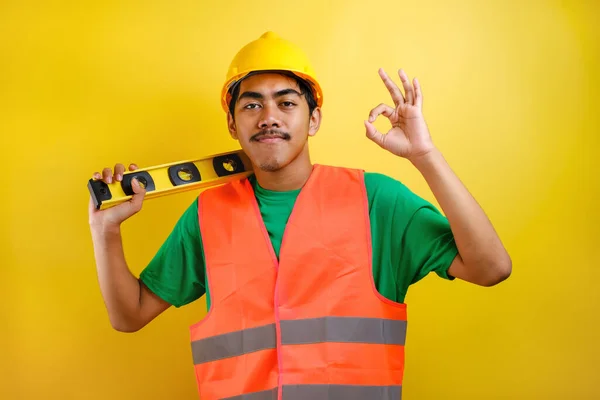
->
[253,148,313,191]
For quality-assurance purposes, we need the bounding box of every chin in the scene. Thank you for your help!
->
[257,160,284,172]
[245,142,304,173]
[254,154,290,172]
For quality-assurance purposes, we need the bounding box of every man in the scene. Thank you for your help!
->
[89,32,511,399]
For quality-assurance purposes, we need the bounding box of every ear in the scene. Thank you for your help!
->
[227,112,238,140]
[308,107,322,137]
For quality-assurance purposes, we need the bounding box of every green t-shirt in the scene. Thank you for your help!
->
[139,172,458,310]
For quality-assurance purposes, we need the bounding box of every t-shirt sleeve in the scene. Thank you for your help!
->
[139,198,206,308]
[365,172,458,299]
[402,205,458,284]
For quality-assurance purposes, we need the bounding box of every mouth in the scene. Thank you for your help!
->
[250,130,291,144]
[257,136,285,143]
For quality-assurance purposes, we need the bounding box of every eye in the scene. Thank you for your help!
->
[281,101,296,107]
[243,103,261,110]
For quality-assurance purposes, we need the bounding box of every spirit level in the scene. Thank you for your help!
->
[88,149,253,210]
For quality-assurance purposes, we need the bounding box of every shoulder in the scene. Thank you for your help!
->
[364,171,408,192]
[174,196,201,237]
[198,176,250,205]
[364,172,427,209]
[318,165,402,191]
[316,166,428,210]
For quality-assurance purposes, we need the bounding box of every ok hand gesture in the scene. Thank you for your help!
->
[364,68,435,162]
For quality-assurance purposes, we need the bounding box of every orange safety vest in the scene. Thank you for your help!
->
[190,164,408,400]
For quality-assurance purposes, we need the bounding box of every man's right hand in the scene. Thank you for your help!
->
[88,163,146,230]
[87,162,170,333]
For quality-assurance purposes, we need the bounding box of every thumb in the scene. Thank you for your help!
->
[364,120,386,149]
[128,178,147,210]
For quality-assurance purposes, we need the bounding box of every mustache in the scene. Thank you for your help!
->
[250,129,291,141]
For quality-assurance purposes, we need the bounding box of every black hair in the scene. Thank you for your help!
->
[227,70,318,119]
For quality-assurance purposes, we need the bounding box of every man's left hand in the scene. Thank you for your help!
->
[365,68,435,162]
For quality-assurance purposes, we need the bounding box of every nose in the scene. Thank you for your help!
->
[258,104,281,129]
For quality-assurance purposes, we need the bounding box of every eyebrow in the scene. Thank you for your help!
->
[238,88,302,101]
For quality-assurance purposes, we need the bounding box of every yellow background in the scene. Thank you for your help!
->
[1,1,598,399]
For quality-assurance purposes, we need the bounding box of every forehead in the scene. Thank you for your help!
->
[238,72,301,94]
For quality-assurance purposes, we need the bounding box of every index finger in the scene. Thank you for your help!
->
[378,68,404,107]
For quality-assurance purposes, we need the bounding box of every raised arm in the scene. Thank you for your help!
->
[88,163,171,332]
[364,68,511,287]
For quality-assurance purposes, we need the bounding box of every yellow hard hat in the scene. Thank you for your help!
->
[221,31,323,113]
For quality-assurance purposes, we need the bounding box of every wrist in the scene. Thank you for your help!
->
[409,146,443,171]
[90,221,122,238]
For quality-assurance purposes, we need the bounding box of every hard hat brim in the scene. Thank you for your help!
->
[221,69,323,114]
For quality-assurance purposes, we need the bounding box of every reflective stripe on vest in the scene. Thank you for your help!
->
[192,165,408,400]
[192,317,407,364]
[191,323,276,364]
[221,385,402,400]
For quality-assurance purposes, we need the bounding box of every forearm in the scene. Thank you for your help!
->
[410,148,511,285]
[90,225,144,332]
